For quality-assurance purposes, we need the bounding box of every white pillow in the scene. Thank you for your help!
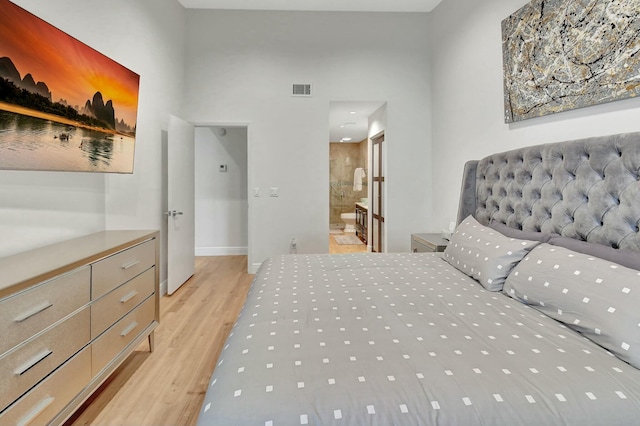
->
[442,215,540,291]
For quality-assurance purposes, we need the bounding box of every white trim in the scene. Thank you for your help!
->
[160,279,168,296]
[196,246,248,256]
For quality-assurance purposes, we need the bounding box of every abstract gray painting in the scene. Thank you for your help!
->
[502,0,640,123]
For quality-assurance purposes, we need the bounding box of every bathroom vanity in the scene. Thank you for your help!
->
[355,203,368,244]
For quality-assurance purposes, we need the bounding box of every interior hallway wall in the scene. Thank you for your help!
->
[195,127,248,255]
[183,10,432,271]
[428,0,640,229]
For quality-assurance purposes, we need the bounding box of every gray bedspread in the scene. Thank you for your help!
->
[197,253,640,425]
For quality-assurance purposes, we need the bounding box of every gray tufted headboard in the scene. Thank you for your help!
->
[456,132,640,252]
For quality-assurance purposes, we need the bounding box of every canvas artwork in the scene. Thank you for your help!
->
[0,0,139,173]
[502,0,640,123]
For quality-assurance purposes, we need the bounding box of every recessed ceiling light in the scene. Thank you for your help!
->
[349,111,357,114]
[340,137,352,142]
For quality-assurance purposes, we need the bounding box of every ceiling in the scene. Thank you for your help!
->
[177,0,442,13]
[329,101,385,143]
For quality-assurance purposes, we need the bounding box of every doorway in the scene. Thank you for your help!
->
[163,120,251,296]
[194,126,249,257]
[328,101,386,254]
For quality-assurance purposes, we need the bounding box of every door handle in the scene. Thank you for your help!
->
[164,210,184,218]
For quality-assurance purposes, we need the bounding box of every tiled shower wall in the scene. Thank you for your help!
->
[329,140,368,227]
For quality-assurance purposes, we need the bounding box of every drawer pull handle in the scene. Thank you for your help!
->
[120,291,139,304]
[14,301,53,323]
[17,396,55,426]
[15,349,53,376]
[121,259,140,270]
[121,321,139,337]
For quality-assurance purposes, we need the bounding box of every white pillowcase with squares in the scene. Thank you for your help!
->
[442,215,540,291]
[504,243,640,369]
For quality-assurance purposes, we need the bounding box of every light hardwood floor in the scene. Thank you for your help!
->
[65,256,254,426]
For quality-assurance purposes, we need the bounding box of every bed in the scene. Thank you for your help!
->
[197,132,640,425]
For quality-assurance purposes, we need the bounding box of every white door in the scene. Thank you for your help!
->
[167,115,195,295]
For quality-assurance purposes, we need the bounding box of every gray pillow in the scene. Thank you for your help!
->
[489,220,556,243]
[548,236,640,271]
[443,215,540,291]
[504,243,640,369]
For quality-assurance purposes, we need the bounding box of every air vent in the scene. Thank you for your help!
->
[292,83,312,97]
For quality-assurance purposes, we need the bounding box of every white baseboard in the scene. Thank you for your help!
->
[195,246,248,256]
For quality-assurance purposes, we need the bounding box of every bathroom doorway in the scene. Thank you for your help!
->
[328,101,386,254]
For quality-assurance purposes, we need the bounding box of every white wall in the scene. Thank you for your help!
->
[195,127,248,255]
[4,1,186,283]
[183,10,433,270]
[428,0,640,229]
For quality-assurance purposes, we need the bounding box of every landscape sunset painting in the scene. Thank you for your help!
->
[0,0,139,173]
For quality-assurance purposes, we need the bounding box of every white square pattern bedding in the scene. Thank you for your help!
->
[197,252,640,425]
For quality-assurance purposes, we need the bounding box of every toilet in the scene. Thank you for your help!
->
[340,212,356,233]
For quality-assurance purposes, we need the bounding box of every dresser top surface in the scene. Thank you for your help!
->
[0,230,158,299]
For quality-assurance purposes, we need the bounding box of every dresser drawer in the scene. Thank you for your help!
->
[0,267,90,357]
[0,347,91,426]
[91,295,155,377]
[91,267,155,338]
[0,307,90,413]
[91,239,155,300]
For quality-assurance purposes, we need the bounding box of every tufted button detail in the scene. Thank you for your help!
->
[612,243,619,249]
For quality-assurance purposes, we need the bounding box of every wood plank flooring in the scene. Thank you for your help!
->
[65,256,254,426]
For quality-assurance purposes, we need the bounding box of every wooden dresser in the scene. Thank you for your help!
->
[0,230,159,426]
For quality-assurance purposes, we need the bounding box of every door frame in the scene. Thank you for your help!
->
[191,121,253,272]
[370,130,385,253]
[163,120,253,295]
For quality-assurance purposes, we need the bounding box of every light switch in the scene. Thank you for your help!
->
[270,187,279,197]
[254,187,260,197]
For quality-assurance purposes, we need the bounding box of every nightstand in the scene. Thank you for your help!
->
[411,233,449,253]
